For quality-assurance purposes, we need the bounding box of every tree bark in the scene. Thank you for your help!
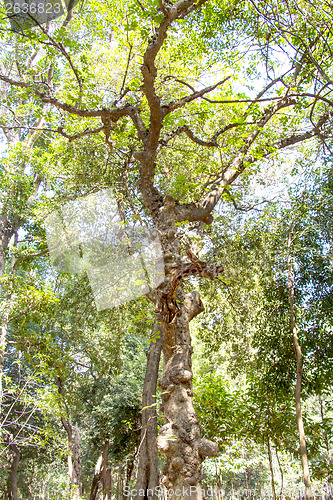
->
[133,313,163,500]
[101,443,110,499]
[288,224,313,500]
[125,455,136,494]
[116,469,123,500]
[135,198,223,499]
[105,468,112,500]
[90,473,100,500]
[9,442,20,500]
[0,216,12,278]
[253,469,262,499]
[61,416,74,485]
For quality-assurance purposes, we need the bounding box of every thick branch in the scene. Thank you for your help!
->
[62,0,76,28]
[0,74,137,120]
[12,248,49,271]
[3,123,105,144]
[223,189,275,212]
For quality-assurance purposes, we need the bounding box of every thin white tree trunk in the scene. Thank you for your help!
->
[267,438,276,500]
[10,441,20,500]
[287,223,313,500]
[0,305,9,405]
[133,313,162,500]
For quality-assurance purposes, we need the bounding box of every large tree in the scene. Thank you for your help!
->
[1,0,333,498]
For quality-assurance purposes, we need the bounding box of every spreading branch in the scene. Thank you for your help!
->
[162,77,231,116]
[159,122,249,150]
[173,107,330,223]
[0,74,134,120]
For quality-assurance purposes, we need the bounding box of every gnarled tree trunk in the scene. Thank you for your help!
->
[132,193,223,499]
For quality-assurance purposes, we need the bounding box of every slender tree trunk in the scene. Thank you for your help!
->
[101,442,110,499]
[267,438,276,500]
[0,232,11,406]
[90,440,110,500]
[253,469,262,499]
[90,473,99,500]
[0,220,9,277]
[61,416,74,486]
[230,472,234,493]
[73,424,82,498]
[61,416,82,499]
[116,469,123,500]
[9,442,20,500]
[125,455,136,493]
[0,305,9,405]
[133,313,163,500]
[105,468,112,500]
[214,458,222,491]
[275,447,283,499]
[288,225,313,500]
[245,467,251,500]
[319,395,333,490]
